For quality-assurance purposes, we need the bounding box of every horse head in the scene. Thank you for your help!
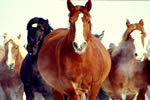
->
[122,19,146,61]
[4,33,27,70]
[26,17,53,55]
[67,0,92,54]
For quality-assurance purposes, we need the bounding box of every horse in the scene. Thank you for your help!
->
[0,33,27,100]
[0,45,5,62]
[94,30,105,41]
[20,17,54,100]
[102,19,149,100]
[37,0,111,100]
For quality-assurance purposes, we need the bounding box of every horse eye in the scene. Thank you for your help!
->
[15,46,18,49]
[88,21,90,24]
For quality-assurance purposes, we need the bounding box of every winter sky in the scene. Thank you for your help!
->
[0,0,150,48]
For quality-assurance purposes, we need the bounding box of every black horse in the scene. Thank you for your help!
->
[20,17,54,100]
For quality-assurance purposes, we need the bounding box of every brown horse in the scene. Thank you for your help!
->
[0,45,5,62]
[0,33,27,100]
[102,19,149,100]
[38,0,111,100]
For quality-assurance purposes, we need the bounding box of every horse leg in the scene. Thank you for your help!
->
[64,94,68,100]
[68,95,80,100]
[81,93,87,100]
[96,88,110,100]
[16,84,24,100]
[110,82,122,100]
[24,84,34,100]
[113,90,122,100]
[52,88,64,100]
[42,92,53,100]
[2,86,11,100]
[34,92,44,100]
[137,87,148,100]
[88,83,101,100]
[125,94,136,100]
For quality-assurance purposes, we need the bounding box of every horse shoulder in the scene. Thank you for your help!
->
[38,28,69,85]
[96,40,111,80]
[80,37,111,82]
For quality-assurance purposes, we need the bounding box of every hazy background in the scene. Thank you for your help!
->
[0,0,150,48]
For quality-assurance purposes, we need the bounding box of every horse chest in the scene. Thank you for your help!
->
[61,54,101,89]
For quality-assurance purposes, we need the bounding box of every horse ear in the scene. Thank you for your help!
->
[17,34,21,39]
[46,19,49,24]
[139,19,144,26]
[3,33,8,44]
[3,33,7,39]
[99,30,104,40]
[67,0,74,11]
[85,0,92,12]
[126,19,130,27]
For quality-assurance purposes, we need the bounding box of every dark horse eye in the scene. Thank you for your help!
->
[88,21,90,24]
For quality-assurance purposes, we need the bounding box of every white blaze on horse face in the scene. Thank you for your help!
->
[131,30,145,61]
[32,23,38,28]
[73,13,87,54]
[6,42,15,67]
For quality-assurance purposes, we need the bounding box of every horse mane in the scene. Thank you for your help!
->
[27,17,53,34]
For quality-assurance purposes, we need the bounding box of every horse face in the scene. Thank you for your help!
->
[27,18,53,55]
[130,30,145,61]
[125,19,146,61]
[68,0,92,54]
[4,38,20,69]
[27,23,45,55]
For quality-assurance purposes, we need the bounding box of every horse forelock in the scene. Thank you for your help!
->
[27,17,53,33]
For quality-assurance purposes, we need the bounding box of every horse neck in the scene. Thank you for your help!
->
[112,40,134,59]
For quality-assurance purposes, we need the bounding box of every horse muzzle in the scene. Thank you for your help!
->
[72,41,87,54]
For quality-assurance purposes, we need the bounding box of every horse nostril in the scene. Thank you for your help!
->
[135,53,138,57]
[73,42,78,49]
[82,42,87,47]
[10,63,15,69]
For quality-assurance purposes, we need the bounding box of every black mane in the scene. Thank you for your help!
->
[26,17,53,55]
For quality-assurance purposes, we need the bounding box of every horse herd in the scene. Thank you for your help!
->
[0,0,150,100]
